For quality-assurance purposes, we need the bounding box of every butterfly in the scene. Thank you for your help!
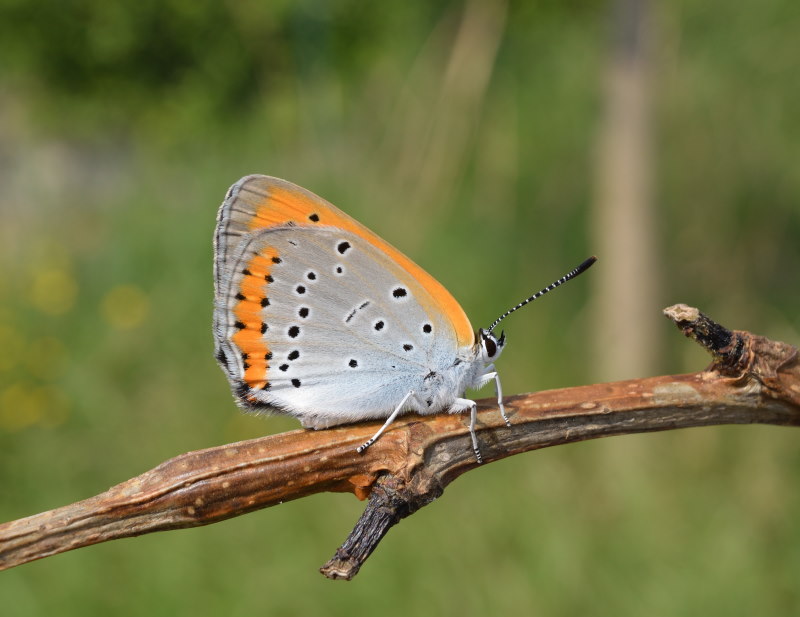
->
[213,175,595,463]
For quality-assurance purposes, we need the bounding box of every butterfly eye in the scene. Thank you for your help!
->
[482,332,497,358]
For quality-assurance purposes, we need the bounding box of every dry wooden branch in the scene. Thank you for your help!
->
[1,304,798,579]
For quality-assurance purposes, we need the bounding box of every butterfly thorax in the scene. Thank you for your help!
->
[415,331,503,416]
[413,345,481,414]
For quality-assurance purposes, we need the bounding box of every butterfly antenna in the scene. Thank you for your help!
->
[487,256,597,333]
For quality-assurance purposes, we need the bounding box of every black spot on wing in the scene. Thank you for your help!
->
[235,381,250,399]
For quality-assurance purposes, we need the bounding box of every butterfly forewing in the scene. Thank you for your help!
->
[214,175,474,345]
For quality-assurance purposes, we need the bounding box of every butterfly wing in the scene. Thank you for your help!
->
[214,175,475,427]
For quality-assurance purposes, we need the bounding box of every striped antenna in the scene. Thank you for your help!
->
[486,256,597,333]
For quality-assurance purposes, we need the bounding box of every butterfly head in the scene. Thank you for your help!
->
[476,328,506,363]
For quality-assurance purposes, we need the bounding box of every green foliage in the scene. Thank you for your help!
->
[1,1,799,616]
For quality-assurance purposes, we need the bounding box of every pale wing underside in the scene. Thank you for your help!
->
[214,226,461,426]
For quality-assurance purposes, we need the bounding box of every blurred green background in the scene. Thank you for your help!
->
[1,1,800,615]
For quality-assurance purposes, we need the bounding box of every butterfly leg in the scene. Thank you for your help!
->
[450,398,483,464]
[467,400,483,464]
[356,390,415,454]
[490,372,510,427]
[474,366,510,427]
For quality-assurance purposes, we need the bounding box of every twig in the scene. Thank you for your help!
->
[1,305,798,579]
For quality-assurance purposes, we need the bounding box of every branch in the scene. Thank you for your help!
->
[1,304,798,579]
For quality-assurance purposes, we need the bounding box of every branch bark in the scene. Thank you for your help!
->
[1,304,798,579]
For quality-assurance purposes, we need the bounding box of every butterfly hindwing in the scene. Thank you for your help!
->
[215,224,461,427]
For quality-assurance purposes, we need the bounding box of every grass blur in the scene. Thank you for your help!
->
[1,1,800,616]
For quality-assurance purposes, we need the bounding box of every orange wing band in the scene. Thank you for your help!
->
[232,248,282,390]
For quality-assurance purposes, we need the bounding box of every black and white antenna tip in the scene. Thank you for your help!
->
[487,256,597,333]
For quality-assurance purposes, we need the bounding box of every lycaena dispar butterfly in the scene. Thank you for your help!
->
[213,175,595,463]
